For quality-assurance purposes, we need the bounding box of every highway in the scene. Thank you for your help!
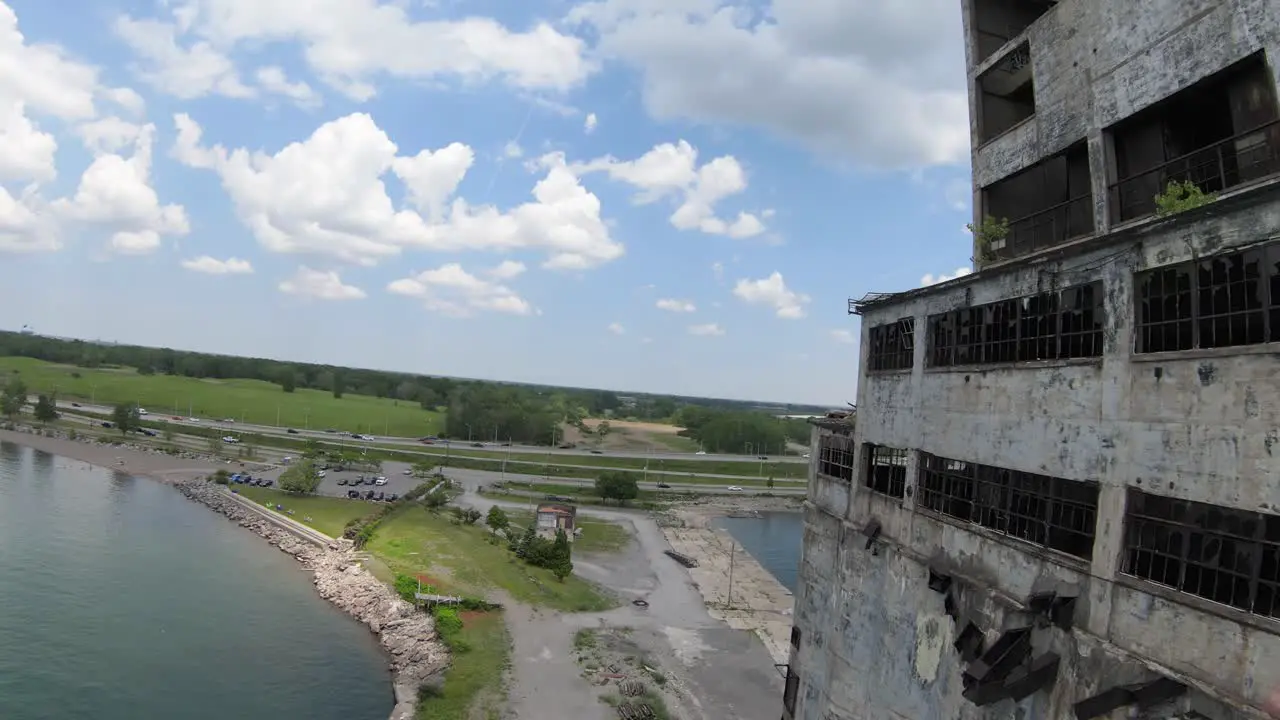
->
[52,399,810,465]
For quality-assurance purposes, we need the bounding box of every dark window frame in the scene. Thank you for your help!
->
[783,667,800,716]
[916,453,1100,560]
[1135,241,1280,353]
[867,317,916,372]
[1122,489,1280,620]
[817,434,856,483]
[928,281,1104,367]
[863,444,908,500]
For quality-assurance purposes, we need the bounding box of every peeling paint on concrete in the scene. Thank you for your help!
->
[913,613,947,684]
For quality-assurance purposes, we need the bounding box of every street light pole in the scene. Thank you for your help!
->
[727,541,736,609]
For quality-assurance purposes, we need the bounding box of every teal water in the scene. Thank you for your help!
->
[0,442,394,720]
[715,511,803,592]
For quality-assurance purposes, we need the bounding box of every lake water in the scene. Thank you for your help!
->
[715,511,804,592]
[0,442,393,720]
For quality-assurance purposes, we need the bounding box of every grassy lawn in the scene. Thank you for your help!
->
[435,455,805,484]
[233,486,377,537]
[368,506,616,612]
[417,610,510,720]
[506,511,631,554]
[0,356,443,437]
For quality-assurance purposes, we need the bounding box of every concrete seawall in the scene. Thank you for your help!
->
[220,489,337,548]
[661,515,795,665]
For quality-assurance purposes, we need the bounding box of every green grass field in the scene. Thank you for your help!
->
[368,506,615,612]
[233,486,376,537]
[417,610,509,720]
[0,357,443,437]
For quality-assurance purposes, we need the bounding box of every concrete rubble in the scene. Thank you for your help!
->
[176,479,449,720]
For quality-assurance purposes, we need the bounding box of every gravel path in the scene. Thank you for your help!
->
[457,488,784,720]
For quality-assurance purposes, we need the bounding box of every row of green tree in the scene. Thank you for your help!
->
[673,406,811,454]
[2,375,60,423]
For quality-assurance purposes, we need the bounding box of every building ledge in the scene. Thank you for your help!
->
[924,357,1102,374]
[849,178,1280,315]
[1113,574,1280,637]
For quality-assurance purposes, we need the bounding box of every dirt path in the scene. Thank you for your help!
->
[458,489,784,720]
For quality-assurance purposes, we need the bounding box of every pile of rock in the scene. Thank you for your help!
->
[176,479,449,720]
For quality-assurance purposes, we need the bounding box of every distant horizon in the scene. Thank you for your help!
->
[2,328,843,412]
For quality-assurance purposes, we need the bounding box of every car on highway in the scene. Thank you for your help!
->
[71,402,81,408]
[656,482,671,489]
[695,450,706,455]
[471,442,484,448]
[222,436,239,444]
[726,485,744,492]
[223,418,235,423]
[286,428,299,434]
[590,449,603,454]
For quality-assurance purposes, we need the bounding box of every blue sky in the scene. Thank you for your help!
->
[0,0,975,406]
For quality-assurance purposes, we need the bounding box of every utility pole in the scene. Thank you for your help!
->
[276,405,280,427]
[727,542,736,610]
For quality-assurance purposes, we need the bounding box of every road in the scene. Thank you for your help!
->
[243,462,804,499]
[51,398,808,465]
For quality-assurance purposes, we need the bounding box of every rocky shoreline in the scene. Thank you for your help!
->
[175,479,448,720]
[0,424,449,720]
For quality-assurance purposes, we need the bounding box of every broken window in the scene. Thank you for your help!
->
[983,142,1095,260]
[1109,52,1280,222]
[1135,241,1280,353]
[978,43,1035,144]
[863,444,908,500]
[817,434,855,483]
[867,317,916,371]
[1122,489,1280,619]
[790,626,801,649]
[783,667,800,716]
[969,0,1057,65]
[927,281,1104,367]
[918,452,1099,560]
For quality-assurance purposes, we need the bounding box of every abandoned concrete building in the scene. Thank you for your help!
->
[785,1,1280,719]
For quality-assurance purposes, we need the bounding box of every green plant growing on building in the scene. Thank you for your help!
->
[1154,180,1217,217]
[966,215,1009,263]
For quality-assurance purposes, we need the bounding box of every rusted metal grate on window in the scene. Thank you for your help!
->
[817,435,855,483]
[917,453,1099,560]
[867,317,916,371]
[928,281,1103,367]
[1122,489,1280,619]
[1135,242,1280,353]
[864,444,908,499]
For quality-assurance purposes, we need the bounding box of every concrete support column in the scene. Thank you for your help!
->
[1087,128,1113,235]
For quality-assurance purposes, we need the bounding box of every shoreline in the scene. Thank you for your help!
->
[657,500,799,665]
[0,424,449,720]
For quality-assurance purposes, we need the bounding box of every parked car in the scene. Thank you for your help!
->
[337,478,348,486]
[374,477,388,486]
[316,470,327,478]
[347,490,360,499]
[374,492,385,501]
[386,494,399,502]
[364,490,375,500]
[726,486,744,492]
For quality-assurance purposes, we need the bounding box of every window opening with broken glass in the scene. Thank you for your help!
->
[928,281,1104,367]
[1122,489,1279,619]
[867,317,915,371]
[863,444,908,499]
[817,434,855,483]
[1135,240,1280,353]
[917,453,1099,560]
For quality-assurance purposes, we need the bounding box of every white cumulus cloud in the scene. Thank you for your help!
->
[607,322,625,335]
[920,266,972,286]
[388,262,534,317]
[279,266,366,300]
[656,298,696,313]
[181,256,254,274]
[733,271,809,319]
[566,140,767,238]
[829,329,854,344]
[584,112,598,133]
[171,112,624,270]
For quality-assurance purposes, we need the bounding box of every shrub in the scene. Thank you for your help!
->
[432,606,470,653]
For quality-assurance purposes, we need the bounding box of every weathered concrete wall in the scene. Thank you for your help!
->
[962,0,1280,239]
[789,196,1280,719]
